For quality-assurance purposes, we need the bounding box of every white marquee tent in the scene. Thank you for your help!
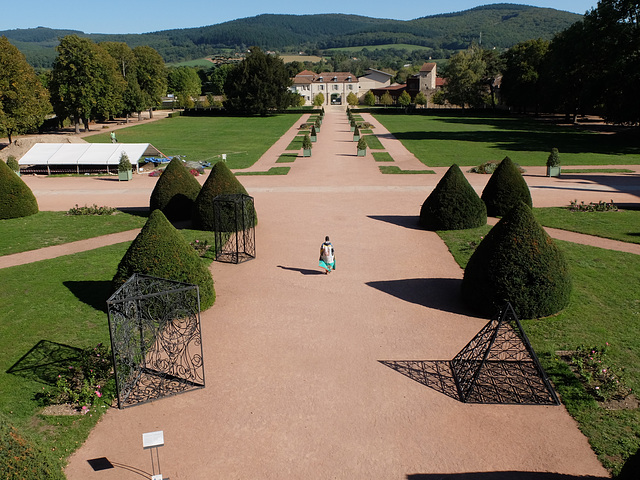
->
[18,143,165,174]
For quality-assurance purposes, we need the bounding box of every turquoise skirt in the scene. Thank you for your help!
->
[319,259,335,271]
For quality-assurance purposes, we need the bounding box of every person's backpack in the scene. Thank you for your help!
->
[322,243,333,262]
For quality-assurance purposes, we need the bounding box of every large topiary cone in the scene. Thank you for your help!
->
[461,202,571,319]
[193,161,256,231]
[419,163,487,230]
[149,157,202,221]
[481,156,532,217]
[0,159,38,219]
[112,209,215,310]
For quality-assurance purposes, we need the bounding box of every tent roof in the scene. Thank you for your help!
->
[19,143,163,166]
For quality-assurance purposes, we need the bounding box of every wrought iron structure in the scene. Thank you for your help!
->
[450,303,559,405]
[213,193,256,264]
[106,274,205,408]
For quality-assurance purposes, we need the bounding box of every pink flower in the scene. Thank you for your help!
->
[95,391,102,398]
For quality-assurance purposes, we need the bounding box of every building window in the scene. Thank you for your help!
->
[319,85,324,90]
[348,85,353,90]
[333,85,338,90]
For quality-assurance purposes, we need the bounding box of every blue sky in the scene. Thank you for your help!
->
[0,1,599,34]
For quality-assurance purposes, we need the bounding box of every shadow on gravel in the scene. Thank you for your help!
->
[368,215,422,230]
[379,360,458,401]
[277,265,325,275]
[64,280,112,313]
[407,473,609,479]
[366,278,478,317]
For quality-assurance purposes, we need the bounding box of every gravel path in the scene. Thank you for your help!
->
[9,106,639,479]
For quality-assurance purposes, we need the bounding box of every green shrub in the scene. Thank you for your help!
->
[302,133,312,150]
[0,414,65,480]
[0,159,38,220]
[461,202,572,319]
[112,209,215,310]
[481,156,532,216]
[6,156,19,172]
[118,152,132,172]
[149,157,201,221]
[547,147,560,167]
[357,137,367,151]
[193,161,256,231]
[419,164,487,230]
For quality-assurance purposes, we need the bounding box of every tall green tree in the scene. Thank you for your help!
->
[0,36,51,143]
[364,90,376,106]
[501,39,550,114]
[49,35,124,133]
[224,46,295,115]
[398,90,412,108]
[167,66,202,108]
[440,45,490,108]
[101,41,145,121]
[133,45,167,119]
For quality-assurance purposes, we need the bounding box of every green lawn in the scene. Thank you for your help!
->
[85,115,302,169]
[374,113,640,167]
[372,152,394,162]
[437,224,640,476]
[534,207,640,244]
[0,211,147,256]
[363,134,385,150]
[378,166,435,174]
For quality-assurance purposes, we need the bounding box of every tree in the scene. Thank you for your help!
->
[133,46,167,119]
[398,90,412,108]
[0,36,51,143]
[347,91,359,106]
[313,93,325,106]
[208,63,234,95]
[0,158,38,219]
[364,90,375,106]
[501,39,550,114]
[461,202,571,319]
[101,41,145,121]
[168,66,202,108]
[414,91,427,108]
[481,156,532,217]
[419,164,486,230]
[49,35,124,133]
[380,91,393,107]
[224,46,295,115]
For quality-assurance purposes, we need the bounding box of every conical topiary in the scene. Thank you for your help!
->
[192,160,256,231]
[0,158,38,219]
[112,209,215,309]
[480,156,532,217]
[461,202,571,319]
[419,164,487,230]
[149,157,202,221]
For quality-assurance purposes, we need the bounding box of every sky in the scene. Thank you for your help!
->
[0,1,600,34]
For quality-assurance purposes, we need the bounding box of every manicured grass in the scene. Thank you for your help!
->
[372,152,394,162]
[534,207,640,244]
[437,225,640,475]
[277,153,298,163]
[235,167,290,176]
[85,115,303,169]
[0,211,147,256]
[373,113,640,166]
[363,135,385,150]
[379,166,435,174]
[286,135,305,151]
[562,168,635,173]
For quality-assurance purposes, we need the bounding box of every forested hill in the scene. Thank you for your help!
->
[1,3,582,68]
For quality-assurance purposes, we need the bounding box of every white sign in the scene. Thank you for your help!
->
[142,431,164,449]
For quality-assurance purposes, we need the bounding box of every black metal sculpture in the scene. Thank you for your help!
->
[106,274,205,408]
[213,193,256,264]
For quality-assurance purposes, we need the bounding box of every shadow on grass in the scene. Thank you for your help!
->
[366,278,478,317]
[64,280,112,313]
[6,340,81,385]
[116,207,150,218]
[368,215,422,230]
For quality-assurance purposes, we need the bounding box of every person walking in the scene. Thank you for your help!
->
[319,236,335,274]
[110,131,117,143]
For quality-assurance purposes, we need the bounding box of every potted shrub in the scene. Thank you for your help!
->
[350,119,356,132]
[357,137,367,157]
[118,152,133,181]
[302,133,312,157]
[315,116,321,131]
[6,156,20,176]
[310,125,317,142]
[546,148,561,177]
[353,125,360,142]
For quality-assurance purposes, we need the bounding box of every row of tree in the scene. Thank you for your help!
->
[436,0,639,125]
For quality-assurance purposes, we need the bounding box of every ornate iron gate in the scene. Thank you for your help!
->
[213,193,256,264]
[106,274,205,408]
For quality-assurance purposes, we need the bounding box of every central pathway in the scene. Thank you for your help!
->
[61,107,612,479]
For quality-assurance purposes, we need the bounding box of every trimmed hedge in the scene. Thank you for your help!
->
[0,415,64,480]
[480,156,532,217]
[193,161,256,231]
[419,163,486,230]
[149,157,202,221]
[461,202,572,319]
[0,159,38,220]
[112,209,215,310]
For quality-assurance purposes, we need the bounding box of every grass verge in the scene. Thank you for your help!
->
[85,115,302,169]
[561,169,635,173]
[277,153,298,163]
[285,135,304,151]
[379,166,435,174]
[235,167,290,176]
[363,134,385,150]
[372,152,394,162]
[373,113,640,166]
[437,224,640,476]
